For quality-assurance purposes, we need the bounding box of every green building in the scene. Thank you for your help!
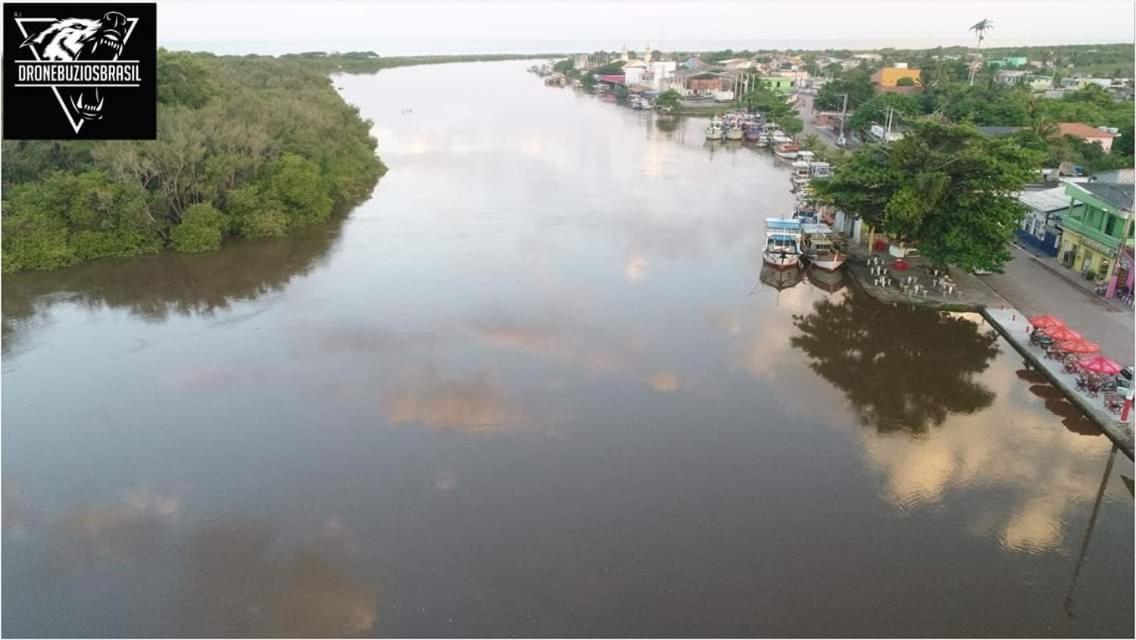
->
[759,76,794,96]
[990,56,1029,68]
[1060,182,1135,293]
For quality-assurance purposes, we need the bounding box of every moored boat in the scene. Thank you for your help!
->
[800,223,847,271]
[744,125,762,141]
[759,263,804,291]
[773,142,800,160]
[705,121,725,141]
[764,218,802,269]
[726,125,745,140]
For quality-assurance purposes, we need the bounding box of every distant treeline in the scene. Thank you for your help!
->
[278,51,564,74]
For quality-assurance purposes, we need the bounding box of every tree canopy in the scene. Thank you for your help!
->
[2,52,387,272]
[811,120,1040,270]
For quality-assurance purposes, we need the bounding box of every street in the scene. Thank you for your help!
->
[980,245,1135,364]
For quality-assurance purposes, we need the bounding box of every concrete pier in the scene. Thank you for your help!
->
[982,306,1134,460]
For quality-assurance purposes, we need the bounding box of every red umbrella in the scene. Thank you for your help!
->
[1043,326,1083,341]
[1078,355,1123,375]
[1029,315,1066,329]
[1056,338,1100,354]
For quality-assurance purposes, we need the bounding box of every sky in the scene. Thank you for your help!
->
[155,0,1135,55]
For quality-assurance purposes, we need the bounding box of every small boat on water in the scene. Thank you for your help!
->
[773,142,800,160]
[726,125,745,140]
[764,218,802,269]
[810,161,833,179]
[800,223,847,271]
[744,125,762,141]
[705,121,725,141]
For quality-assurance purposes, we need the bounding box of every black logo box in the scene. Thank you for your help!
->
[3,2,156,139]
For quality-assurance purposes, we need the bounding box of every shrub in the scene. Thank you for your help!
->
[171,203,226,252]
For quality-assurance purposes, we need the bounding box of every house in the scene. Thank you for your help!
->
[995,69,1029,86]
[1061,77,1113,90]
[871,67,921,88]
[1056,122,1117,153]
[622,60,647,86]
[573,54,590,71]
[1060,182,1135,295]
[718,58,756,70]
[758,75,794,96]
[685,71,727,94]
[1017,187,1080,256]
[990,56,1028,68]
[1025,75,1053,92]
[852,53,882,62]
[644,60,677,92]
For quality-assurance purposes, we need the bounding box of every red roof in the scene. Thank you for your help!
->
[1057,122,1116,139]
[596,74,624,85]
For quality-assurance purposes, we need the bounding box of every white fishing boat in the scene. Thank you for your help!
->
[800,223,847,271]
[810,161,833,179]
[764,218,802,269]
[726,125,745,140]
[790,160,811,188]
[705,122,725,141]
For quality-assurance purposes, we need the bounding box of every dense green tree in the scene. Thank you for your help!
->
[814,68,875,111]
[847,93,920,139]
[655,89,683,111]
[171,203,226,253]
[811,120,1040,271]
[157,49,218,108]
[2,171,161,272]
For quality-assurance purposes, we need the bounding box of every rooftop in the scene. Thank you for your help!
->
[1070,182,1135,212]
[1057,122,1117,139]
[1017,187,1073,213]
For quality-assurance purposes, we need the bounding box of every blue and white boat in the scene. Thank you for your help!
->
[764,218,802,269]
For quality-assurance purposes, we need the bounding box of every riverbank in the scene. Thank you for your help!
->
[841,241,1134,458]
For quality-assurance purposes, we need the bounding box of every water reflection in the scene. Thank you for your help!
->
[791,288,999,433]
[2,214,345,354]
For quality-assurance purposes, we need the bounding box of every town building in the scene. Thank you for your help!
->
[1017,187,1080,256]
[989,56,1028,68]
[1060,182,1135,296]
[871,67,921,87]
[685,71,727,95]
[1056,122,1117,153]
[1025,75,1053,92]
[994,69,1029,86]
[622,59,647,85]
[1061,77,1113,90]
[573,54,590,71]
[644,60,678,92]
[759,75,794,96]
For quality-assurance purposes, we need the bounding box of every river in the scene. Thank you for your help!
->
[2,60,1133,637]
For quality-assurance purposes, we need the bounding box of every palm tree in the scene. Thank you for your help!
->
[968,18,993,85]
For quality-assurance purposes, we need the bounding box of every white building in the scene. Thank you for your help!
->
[573,54,589,70]
[623,60,647,86]
[645,60,678,91]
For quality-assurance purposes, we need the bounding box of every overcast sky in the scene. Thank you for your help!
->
[157,0,1135,54]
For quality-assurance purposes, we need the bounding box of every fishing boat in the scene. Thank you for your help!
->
[810,161,833,179]
[800,223,847,271]
[704,121,725,141]
[773,141,800,160]
[744,125,763,141]
[726,125,745,140]
[790,160,811,189]
[764,218,802,269]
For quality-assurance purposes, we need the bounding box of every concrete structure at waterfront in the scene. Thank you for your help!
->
[1060,182,1135,296]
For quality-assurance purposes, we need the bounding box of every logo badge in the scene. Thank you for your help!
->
[3,3,156,139]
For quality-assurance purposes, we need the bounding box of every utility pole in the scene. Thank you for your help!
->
[838,93,848,142]
[885,106,894,142]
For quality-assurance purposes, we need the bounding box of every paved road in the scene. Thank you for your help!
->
[980,245,1135,364]
[795,94,857,150]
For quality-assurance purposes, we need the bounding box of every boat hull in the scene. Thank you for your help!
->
[774,150,799,160]
[805,254,847,271]
[726,129,744,140]
[763,251,801,269]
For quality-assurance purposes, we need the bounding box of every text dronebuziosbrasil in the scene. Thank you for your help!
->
[15,61,141,85]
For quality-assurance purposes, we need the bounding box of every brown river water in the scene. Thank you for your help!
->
[2,60,1133,637]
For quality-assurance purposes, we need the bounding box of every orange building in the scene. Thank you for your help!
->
[870,67,922,88]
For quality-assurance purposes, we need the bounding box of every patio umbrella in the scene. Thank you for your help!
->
[1043,326,1083,341]
[1029,315,1066,329]
[1056,338,1100,354]
[1077,355,1124,375]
